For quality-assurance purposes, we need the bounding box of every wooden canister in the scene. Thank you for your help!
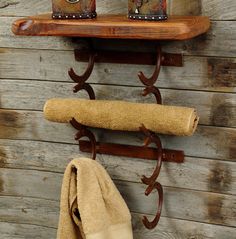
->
[128,0,167,21]
[52,0,96,19]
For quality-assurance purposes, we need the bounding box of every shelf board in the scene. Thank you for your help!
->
[12,14,210,40]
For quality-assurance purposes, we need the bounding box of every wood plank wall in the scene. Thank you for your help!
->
[0,0,235,238]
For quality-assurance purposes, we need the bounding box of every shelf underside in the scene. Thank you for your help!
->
[12,14,210,40]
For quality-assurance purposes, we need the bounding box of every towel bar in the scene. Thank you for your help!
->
[70,118,168,229]
[70,118,184,229]
[78,140,184,163]
[68,44,185,230]
[69,44,183,103]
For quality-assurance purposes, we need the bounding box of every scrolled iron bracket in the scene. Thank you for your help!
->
[139,47,163,104]
[140,124,163,185]
[142,181,163,229]
[139,124,163,230]
[68,50,96,99]
[70,118,97,159]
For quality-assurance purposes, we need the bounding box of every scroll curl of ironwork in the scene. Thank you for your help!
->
[139,47,163,104]
[138,47,162,86]
[140,124,163,185]
[70,118,97,160]
[142,181,163,229]
[68,51,96,99]
[139,124,163,229]
[142,85,162,105]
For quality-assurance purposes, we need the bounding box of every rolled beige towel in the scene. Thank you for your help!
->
[44,98,199,136]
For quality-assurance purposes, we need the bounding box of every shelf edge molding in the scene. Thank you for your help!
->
[12,14,210,40]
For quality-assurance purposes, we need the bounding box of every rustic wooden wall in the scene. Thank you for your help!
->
[0,0,235,238]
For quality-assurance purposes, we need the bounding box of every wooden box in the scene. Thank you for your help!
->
[128,0,167,21]
[52,0,96,19]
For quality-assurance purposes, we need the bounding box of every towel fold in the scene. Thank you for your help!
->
[57,158,133,239]
[44,98,199,136]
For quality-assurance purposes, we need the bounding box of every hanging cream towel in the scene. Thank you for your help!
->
[57,158,133,239]
[44,98,199,136]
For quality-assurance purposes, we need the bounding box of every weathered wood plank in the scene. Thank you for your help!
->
[0,1,236,236]
[1,80,236,127]
[132,213,236,239]
[12,15,210,41]
[0,48,236,92]
[118,181,236,227]
[170,0,236,20]
[0,168,235,226]
[82,22,236,58]
[0,196,59,228]
[202,0,236,20]
[0,109,235,161]
[0,222,57,239]
[0,0,235,20]
[0,139,235,195]
[162,20,236,58]
[1,17,236,57]
[1,196,236,239]
[1,197,236,239]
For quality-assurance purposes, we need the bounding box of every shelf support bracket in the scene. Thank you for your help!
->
[68,44,185,230]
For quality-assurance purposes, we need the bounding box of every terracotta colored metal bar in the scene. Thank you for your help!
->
[139,124,163,185]
[69,51,96,84]
[143,182,163,229]
[138,47,163,86]
[68,51,96,99]
[78,140,184,163]
[70,119,97,159]
[138,46,163,104]
[74,49,183,67]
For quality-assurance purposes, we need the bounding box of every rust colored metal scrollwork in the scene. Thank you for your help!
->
[69,51,96,99]
[143,181,163,229]
[139,124,163,229]
[140,124,163,185]
[70,118,97,159]
[139,47,163,104]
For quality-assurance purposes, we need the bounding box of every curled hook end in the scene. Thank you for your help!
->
[141,175,152,185]
[68,68,77,81]
[68,67,73,73]
[75,135,79,141]
[138,71,150,86]
[138,71,143,77]
[142,88,148,97]
[142,216,156,230]
[73,86,78,93]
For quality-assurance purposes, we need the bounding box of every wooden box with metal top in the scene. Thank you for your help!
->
[128,0,167,20]
[52,0,96,19]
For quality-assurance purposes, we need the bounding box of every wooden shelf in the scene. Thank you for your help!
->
[12,14,210,40]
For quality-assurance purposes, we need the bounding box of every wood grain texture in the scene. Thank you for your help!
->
[202,0,236,20]
[0,109,235,162]
[0,79,236,128]
[0,168,235,227]
[1,201,236,239]
[12,14,210,40]
[0,48,235,92]
[1,17,236,57]
[0,196,59,228]
[0,139,235,195]
[0,0,236,236]
[0,222,56,239]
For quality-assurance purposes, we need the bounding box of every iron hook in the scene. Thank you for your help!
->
[68,51,96,99]
[70,118,97,160]
[142,182,163,229]
[138,47,162,86]
[140,124,163,185]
